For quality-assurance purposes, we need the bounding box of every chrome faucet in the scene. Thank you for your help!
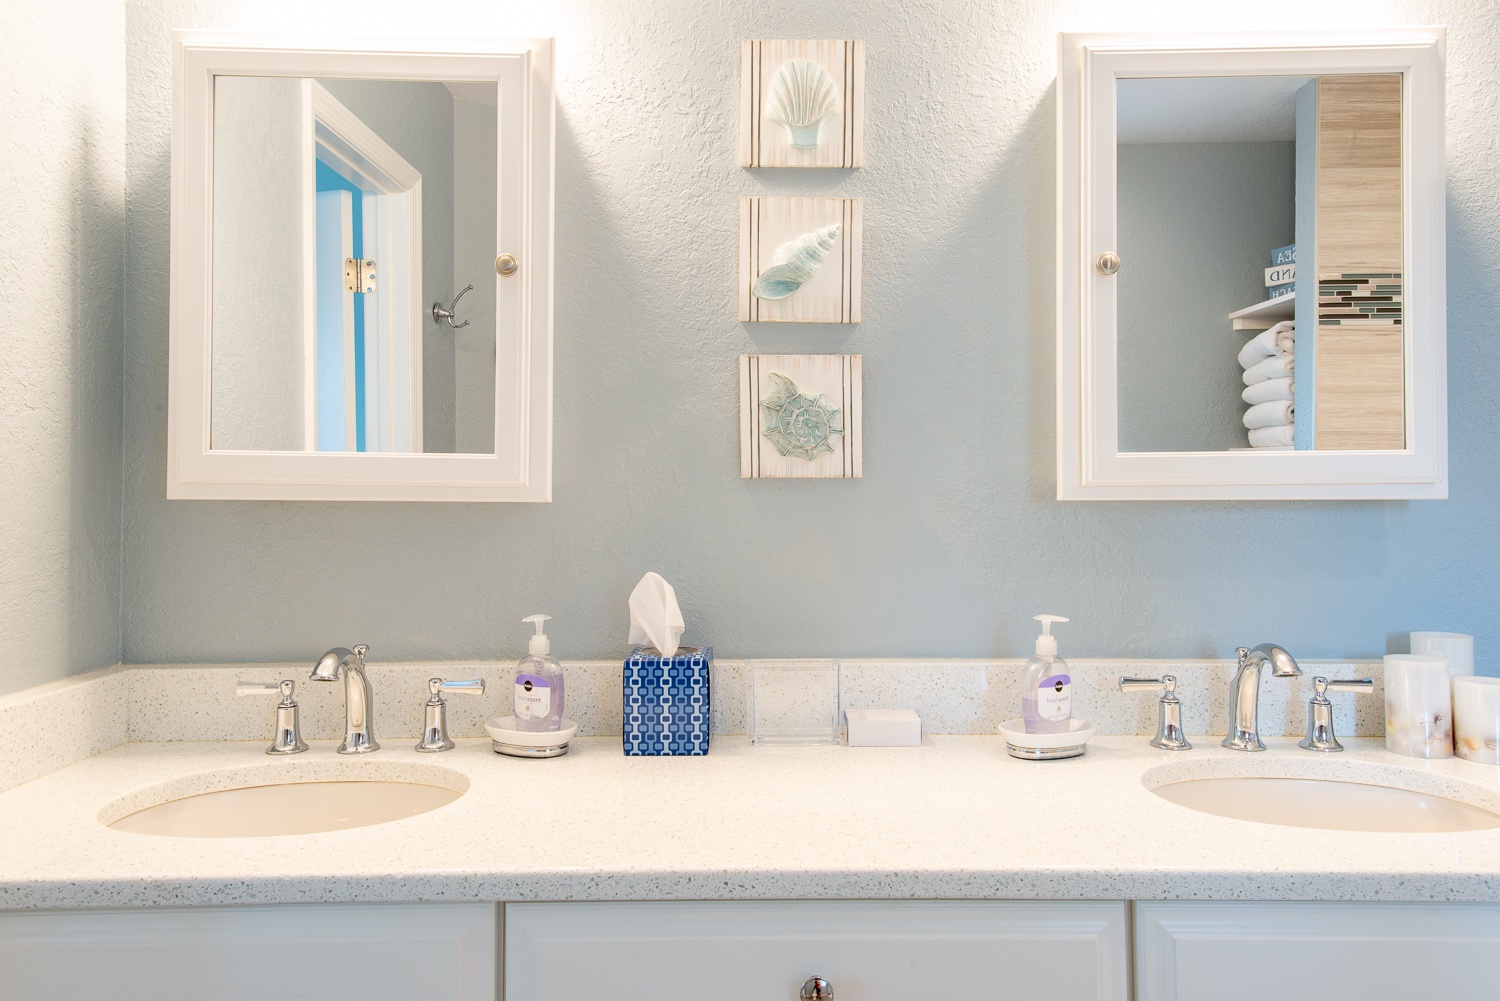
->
[309,643,379,754]
[1223,643,1302,751]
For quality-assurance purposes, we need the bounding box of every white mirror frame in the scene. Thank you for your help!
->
[168,32,554,501]
[1057,29,1446,501]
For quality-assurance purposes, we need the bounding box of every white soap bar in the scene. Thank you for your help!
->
[846,708,922,747]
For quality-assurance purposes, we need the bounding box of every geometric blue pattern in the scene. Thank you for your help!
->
[623,646,712,756]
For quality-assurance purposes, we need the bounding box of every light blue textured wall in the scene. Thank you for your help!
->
[0,0,124,697]
[119,0,1500,669]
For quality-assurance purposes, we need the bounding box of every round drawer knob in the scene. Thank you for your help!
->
[800,976,833,1000]
[1095,251,1121,276]
[495,253,519,277]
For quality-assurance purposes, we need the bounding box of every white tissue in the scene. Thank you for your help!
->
[628,572,686,657]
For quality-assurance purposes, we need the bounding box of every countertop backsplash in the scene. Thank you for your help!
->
[0,657,1385,793]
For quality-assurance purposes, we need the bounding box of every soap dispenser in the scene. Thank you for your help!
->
[1022,614,1072,734]
[514,614,565,732]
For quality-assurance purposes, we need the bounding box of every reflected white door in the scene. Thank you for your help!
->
[314,189,357,451]
[309,80,423,454]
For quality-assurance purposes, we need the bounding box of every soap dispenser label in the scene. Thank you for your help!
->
[1037,674,1071,722]
[515,675,552,720]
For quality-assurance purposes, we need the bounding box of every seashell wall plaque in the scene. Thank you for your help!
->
[740,354,862,479]
[741,40,865,168]
[759,372,845,460]
[740,196,862,323]
[752,223,840,300]
[766,60,840,150]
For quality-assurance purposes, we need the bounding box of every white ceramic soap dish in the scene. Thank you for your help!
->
[484,716,579,758]
[998,719,1096,760]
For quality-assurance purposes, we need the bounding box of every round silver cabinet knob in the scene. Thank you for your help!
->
[1095,251,1121,276]
[800,976,833,1000]
[495,253,519,277]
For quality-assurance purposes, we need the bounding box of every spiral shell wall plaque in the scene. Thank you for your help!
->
[752,223,840,300]
[740,354,863,479]
[740,40,865,168]
[740,196,862,324]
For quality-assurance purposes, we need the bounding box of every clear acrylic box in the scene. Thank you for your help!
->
[747,659,841,745]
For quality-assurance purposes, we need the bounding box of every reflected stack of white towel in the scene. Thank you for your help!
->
[1238,320,1295,448]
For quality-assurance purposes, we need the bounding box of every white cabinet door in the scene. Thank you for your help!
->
[1136,901,1500,1001]
[506,900,1128,1001]
[0,902,495,1001]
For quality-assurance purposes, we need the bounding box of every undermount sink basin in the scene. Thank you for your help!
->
[107,773,465,838]
[1151,775,1500,834]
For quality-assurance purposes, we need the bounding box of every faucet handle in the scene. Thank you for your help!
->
[1120,675,1176,694]
[1299,676,1374,752]
[416,677,486,752]
[1118,675,1192,750]
[235,679,308,755]
[429,677,486,699]
[236,678,298,703]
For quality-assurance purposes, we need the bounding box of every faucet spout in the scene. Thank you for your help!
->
[1222,643,1301,752]
[309,644,378,754]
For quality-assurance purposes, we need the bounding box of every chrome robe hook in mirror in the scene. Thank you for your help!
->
[432,284,473,329]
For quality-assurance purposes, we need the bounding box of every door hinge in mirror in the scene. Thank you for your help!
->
[344,258,377,294]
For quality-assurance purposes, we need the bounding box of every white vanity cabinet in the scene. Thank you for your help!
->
[504,900,1130,1001]
[6,897,1500,1000]
[1135,901,1500,1001]
[0,903,495,1001]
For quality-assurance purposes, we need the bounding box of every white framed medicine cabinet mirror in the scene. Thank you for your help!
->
[168,33,554,501]
[1056,30,1446,501]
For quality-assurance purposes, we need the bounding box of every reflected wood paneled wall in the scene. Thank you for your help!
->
[1314,74,1405,450]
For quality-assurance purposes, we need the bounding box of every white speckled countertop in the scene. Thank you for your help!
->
[3,735,1500,910]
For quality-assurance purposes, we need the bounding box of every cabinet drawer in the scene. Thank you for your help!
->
[506,900,1128,1001]
[1136,901,1500,1001]
[0,903,495,1001]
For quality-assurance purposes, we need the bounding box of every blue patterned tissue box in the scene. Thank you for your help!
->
[623,646,712,755]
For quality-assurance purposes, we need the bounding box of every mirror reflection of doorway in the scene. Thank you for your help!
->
[209,74,501,457]
[313,168,360,451]
[310,82,423,453]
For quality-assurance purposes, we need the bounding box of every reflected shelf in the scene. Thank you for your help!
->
[1229,292,1295,332]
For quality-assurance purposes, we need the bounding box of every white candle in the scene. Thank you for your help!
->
[1384,654,1453,758]
[1454,676,1500,765]
[1410,632,1475,677]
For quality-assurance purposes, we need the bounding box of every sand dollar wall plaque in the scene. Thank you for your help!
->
[740,354,863,479]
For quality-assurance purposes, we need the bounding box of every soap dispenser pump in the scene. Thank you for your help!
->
[514,614,565,733]
[1022,614,1072,734]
